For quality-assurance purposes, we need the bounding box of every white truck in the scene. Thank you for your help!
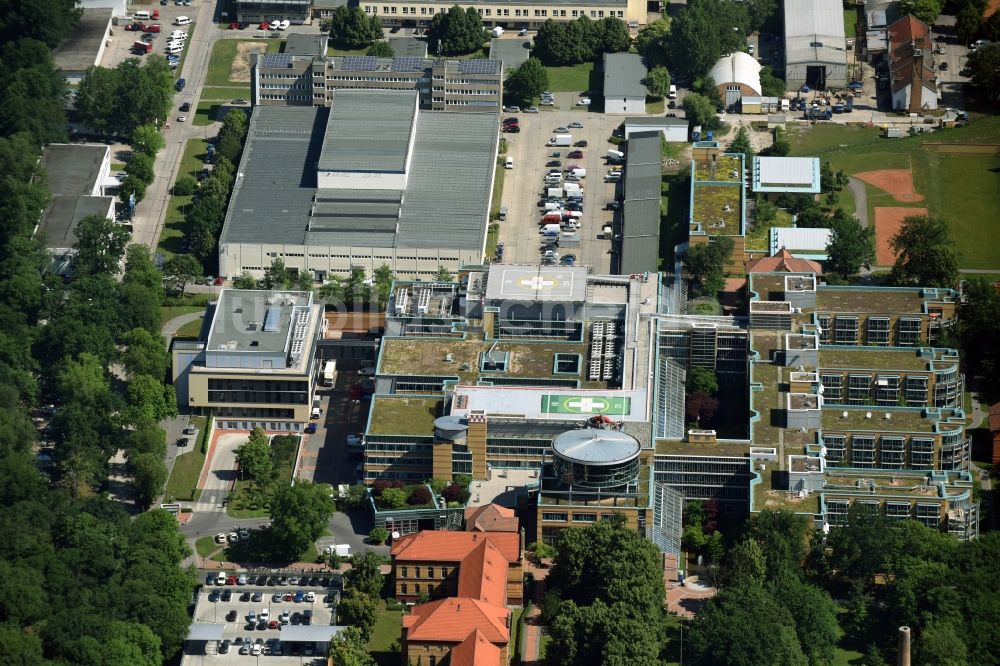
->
[567,167,587,178]
[547,187,563,199]
[547,134,573,147]
[322,360,337,387]
[324,544,352,557]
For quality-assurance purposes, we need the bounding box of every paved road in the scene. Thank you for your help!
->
[847,176,869,227]
[131,0,226,250]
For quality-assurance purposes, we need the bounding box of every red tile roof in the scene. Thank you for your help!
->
[457,540,508,607]
[746,248,823,275]
[403,597,510,644]
[886,15,937,95]
[449,629,503,666]
[887,15,930,52]
[464,504,519,532]
[391,530,521,564]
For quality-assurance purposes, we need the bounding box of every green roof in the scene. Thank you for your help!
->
[655,439,751,457]
[753,463,820,513]
[814,287,924,314]
[368,396,443,435]
[818,348,940,371]
[820,408,941,433]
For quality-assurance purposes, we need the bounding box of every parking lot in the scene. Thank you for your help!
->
[497,94,625,272]
[99,1,200,71]
[190,575,342,662]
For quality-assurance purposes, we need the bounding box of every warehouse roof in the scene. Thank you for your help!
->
[219,97,496,251]
[53,8,111,74]
[319,91,416,173]
[40,144,109,196]
[603,52,647,99]
[625,116,689,127]
[784,0,848,66]
[708,52,762,96]
[752,156,821,193]
[622,134,661,273]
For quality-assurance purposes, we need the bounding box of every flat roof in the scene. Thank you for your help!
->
[388,36,428,58]
[552,428,641,465]
[279,625,347,642]
[821,408,946,433]
[489,38,531,71]
[770,227,831,254]
[753,156,821,192]
[603,52,647,99]
[485,265,588,302]
[284,32,328,56]
[814,287,925,313]
[368,396,443,435]
[206,289,313,354]
[40,144,109,196]
[37,195,114,250]
[450,386,649,422]
[625,116,689,127]
[187,624,226,641]
[53,8,111,73]
[818,347,943,371]
[319,90,416,173]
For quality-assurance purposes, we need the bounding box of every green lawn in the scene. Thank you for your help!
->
[206,39,280,87]
[156,138,212,258]
[843,7,858,39]
[485,223,500,261]
[646,97,665,115]
[745,207,793,252]
[786,119,1000,269]
[163,417,209,502]
[490,160,505,220]
[175,316,204,338]
[158,305,205,332]
[368,600,403,665]
[226,434,300,518]
[196,535,225,558]
[545,62,596,92]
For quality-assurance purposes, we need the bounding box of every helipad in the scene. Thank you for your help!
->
[485,264,588,302]
[450,386,648,422]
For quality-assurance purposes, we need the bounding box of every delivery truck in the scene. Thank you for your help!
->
[133,40,153,54]
[547,134,573,147]
[322,360,337,387]
[546,187,563,199]
[567,167,586,178]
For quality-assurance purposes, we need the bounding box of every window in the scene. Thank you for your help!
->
[427,567,435,578]
[401,583,408,594]
[572,512,597,522]
[898,318,921,346]
[401,566,408,577]
[816,315,831,344]
[911,438,934,468]
[834,316,859,345]
[866,317,890,346]
[821,374,843,403]
[414,583,421,594]
[541,512,568,521]
[414,567,420,578]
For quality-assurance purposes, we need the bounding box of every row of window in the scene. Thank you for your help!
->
[399,566,450,578]
[540,512,598,522]
[363,4,623,17]
[817,315,923,346]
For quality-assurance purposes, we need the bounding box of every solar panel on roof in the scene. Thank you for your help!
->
[341,56,377,71]
[260,53,293,68]
[459,59,499,75]
[392,56,427,72]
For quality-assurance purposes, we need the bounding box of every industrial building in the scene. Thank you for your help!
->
[707,52,763,106]
[603,52,648,115]
[751,156,822,196]
[53,8,113,83]
[783,0,848,90]
[623,116,689,142]
[357,0,643,30]
[618,131,661,274]
[252,52,503,112]
[687,143,747,272]
[217,90,498,280]
[35,143,116,273]
[171,289,326,431]
[231,0,311,24]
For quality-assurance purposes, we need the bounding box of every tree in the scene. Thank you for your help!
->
[682,92,722,130]
[368,526,388,544]
[760,65,785,98]
[899,0,943,23]
[745,0,778,31]
[327,626,376,666]
[217,131,243,164]
[344,267,370,306]
[72,214,130,275]
[338,590,378,640]
[131,124,165,157]
[318,275,345,304]
[762,125,790,156]
[955,1,987,45]
[532,19,581,66]
[505,57,549,106]
[232,271,258,289]
[130,452,167,510]
[636,19,671,66]
[666,0,748,81]
[962,43,1000,100]
[328,6,382,49]
[378,487,407,508]
[430,5,483,56]
[172,174,196,196]
[262,258,292,289]
[346,552,386,598]
[727,126,754,160]
[595,17,631,54]
[774,572,840,665]
[750,510,810,581]
[162,254,202,296]
[373,263,394,309]
[125,151,155,185]
[685,391,719,426]
[118,173,147,205]
[434,265,454,282]
[687,366,718,396]
[956,279,1000,388]
[546,599,663,666]
[236,428,273,483]
[126,374,177,423]
[727,538,767,587]
[687,584,808,666]
[889,215,958,287]
[122,328,170,379]
[916,620,967,666]
[365,41,394,57]
[645,66,672,98]
[683,236,733,295]
[269,481,335,559]
[826,213,875,278]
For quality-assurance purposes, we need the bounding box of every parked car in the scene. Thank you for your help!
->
[221,590,232,602]
[577,98,591,105]
[215,533,227,544]
[176,437,189,447]
[525,106,540,112]
[567,150,584,159]
[568,121,583,129]
[574,140,588,147]
[226,610,238,622]
[554,126,568,133]
[503,105,520,112]
[252,592,262,602]
[504,125,521,133]
[219,640,231,654]
[546,160,561,167]
[208,590,220,602]
[304,423,317,434]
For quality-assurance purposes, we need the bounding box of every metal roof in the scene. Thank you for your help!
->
[626,132,661,167]
[784,0,848,66]
[319,90,416,173]
[625,116,688,127]
[707,52,762,96]
[52,8,111,73]
[621,133,661,274]
[186,624,226,641]
[752,156,821,193]
[279,625,347,642]
[770,227,832,254]
[552,428,641,465]
[603,53,647,99]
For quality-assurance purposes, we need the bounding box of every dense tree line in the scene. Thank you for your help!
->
[0,7,194,661]
[76,56,175,139]
[324,6,383,49]
[429,6,484,56]
[658,0,750,82]
[531,16,630,67]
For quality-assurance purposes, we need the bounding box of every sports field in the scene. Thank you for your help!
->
[785,118,1000,270]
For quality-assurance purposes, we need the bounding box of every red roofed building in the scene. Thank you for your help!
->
[402,598,510,666]
[746,248,823,275]
[449,628,504,666]
[886,15,938,112]
[464,503,519,533]
[390,530,524,604]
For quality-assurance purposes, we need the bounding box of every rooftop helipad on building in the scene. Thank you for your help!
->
[450,386,648,422]
[485,264,588,303]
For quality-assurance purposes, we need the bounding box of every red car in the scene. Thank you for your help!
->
[259,21,270,30]
[151,9,159,19]
[229,21,239,29]
[283,593,293,602]
[226,575,237,585]
[269,620,280,629]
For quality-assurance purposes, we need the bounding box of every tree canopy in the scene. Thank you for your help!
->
[888,215,958,287]
[683,236,733,295]
[505,57,549,106]
[826,211,875,279]
[682,92,722,130]
[661,0,748,82]
[268,481,335,560]
[962,43,1000,102]
[645,65,672,98]
[429,6,484,56]
[76,57,174,138]
[532,16,631,66]
[326,6,383,49]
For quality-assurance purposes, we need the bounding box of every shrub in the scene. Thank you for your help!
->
[379,487,407,508]
[372,479,391,497]
[441,483,461,502]
[407,485,432,506]
[173,175,196,196]
[369,527,389,544]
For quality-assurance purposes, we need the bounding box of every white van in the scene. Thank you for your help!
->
[563,182,581,192]
[543,202,563,212]
[668,84,677,99]
[216,571,226,585]
[566,190,583,200]
[170,31,188,39]
[540,224,560,235]
[505,157,514,169]
[174,15,191,25]
[166,44,183,54]
[134,10,150,20]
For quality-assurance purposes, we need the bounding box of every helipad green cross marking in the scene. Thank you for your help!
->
[540,395,631,414]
